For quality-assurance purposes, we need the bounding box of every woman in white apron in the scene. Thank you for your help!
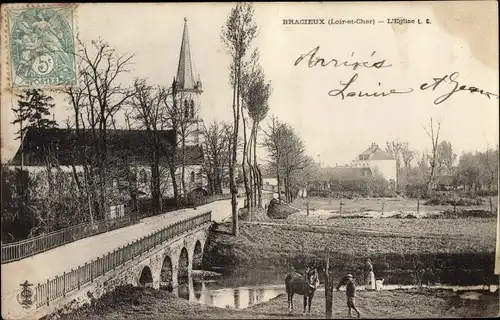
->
[365,258,376,290]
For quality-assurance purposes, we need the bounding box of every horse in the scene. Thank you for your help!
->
[285,267,320,313]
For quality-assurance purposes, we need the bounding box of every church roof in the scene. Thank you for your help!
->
[9,128,204,167]
[175,18,200,91]
[356,143,395,161]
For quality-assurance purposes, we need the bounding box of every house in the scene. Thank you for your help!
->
[349,142,397,186]
[262,176,278,192]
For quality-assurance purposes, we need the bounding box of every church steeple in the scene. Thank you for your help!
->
[176,17,202,92]
[174,17,203,148]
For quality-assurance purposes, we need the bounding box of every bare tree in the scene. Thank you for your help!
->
[281,126,313,203]
[202,121,232,194]
[263,116,285,202]
[422,118,441,196]
[70,38,135,219]
[160,78,196,202]
[221,2,258,236]
[263,117,312,203]
[129,78,168,212]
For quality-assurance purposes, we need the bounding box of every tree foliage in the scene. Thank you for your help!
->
[12,89,58,140]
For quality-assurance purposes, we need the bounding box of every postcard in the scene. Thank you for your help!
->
[1,2,498,319]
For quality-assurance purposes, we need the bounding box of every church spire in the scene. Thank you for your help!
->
[176,17,198,90]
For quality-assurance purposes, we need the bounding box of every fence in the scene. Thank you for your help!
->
[34,211,212,308]
[191,193,232,206]
[1,194,233,264]
[1,215,137,264]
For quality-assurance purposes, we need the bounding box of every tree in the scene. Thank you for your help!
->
[263,117,312,203]
[202,121,232,195]
[457,152,481,194]
[67,38,135,219]
[12,89,58,141]
[263,116,286,202]
[385,141,403,191]
[241,49,272,213]
[399,142,414,191]
[221,3,258,236]
[11,89,60,228]
[478,146,499,193]
[437,141,456,176]
[130,78,168,212]
[158,78,199,202]
[422,118,441,196]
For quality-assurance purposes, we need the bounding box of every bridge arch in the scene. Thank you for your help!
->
[178,247,189,285]
[138,266,154,287]
[160,255,173,291]
[193,240,203,269]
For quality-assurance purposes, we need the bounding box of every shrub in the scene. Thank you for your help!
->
[404,184,427,198]
[267,198,298,219]
[308,176,395,198]
[425,194,484,206]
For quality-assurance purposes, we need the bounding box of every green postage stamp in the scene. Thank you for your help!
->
[7,5,76,88]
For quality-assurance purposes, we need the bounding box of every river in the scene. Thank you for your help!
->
[174,272,499,310]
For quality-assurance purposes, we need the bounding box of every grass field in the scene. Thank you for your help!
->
[59,285,499,319]
[206,220,496,270]
[292,196,498,215]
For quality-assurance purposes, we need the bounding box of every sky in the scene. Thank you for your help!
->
[1,2,498,167]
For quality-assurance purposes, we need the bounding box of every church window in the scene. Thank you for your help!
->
[184,99,189,118]
[190,100,195,118]
[140,169,148,184]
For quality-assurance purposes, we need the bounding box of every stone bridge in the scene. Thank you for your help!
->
[2,194,274,320]
[30,215,212,320]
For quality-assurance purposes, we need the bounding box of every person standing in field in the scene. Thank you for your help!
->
[365,258,376,290]
[336,274,361,318]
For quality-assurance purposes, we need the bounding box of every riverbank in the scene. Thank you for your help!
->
[204,219,497,285]
[58,285,499,319]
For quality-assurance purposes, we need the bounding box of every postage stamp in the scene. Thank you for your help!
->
[6,5,76,88]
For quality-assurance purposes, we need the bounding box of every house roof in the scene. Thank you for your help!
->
[356,143,395,161]
[9,128,203,167]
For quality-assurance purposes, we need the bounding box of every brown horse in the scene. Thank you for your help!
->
[285,267,320,313]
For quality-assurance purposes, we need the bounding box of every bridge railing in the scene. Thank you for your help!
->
[34,210,212,309]
[1,194,234,264]
[191,193,232,206]
[1,215,137,264]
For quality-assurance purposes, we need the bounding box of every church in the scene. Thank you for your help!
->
[8,18,208,201]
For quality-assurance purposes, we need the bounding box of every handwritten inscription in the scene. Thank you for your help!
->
[294,46,499,105]
[328,73,414,99]
[294,46,392,70]
[420,72,499,105]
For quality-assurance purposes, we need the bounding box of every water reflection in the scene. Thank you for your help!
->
[175,276,285,309]
[173,274,499,310]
